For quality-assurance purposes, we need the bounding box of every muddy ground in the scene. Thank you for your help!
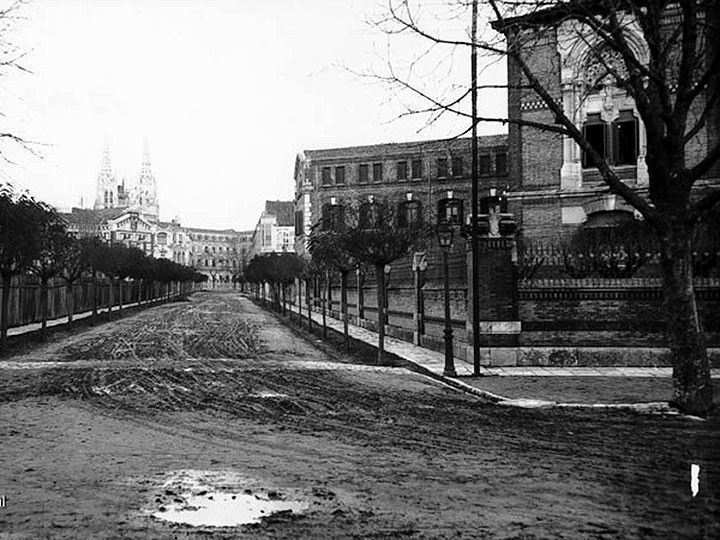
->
[0,292,718,539]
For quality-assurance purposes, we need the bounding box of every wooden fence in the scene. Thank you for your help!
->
[1,274,197,330]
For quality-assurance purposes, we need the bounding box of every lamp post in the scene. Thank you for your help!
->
[437,223,456,377]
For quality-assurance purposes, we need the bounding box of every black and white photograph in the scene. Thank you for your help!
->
[0,0,718,537]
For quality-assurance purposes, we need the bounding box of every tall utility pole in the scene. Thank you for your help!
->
[470,0,481,376]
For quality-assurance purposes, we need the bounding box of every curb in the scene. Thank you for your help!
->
[255,299,693,417]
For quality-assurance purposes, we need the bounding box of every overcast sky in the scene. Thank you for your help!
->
[3,0,506,231]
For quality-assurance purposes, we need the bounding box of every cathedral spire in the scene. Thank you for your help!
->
[132,138,159,218]
[94,138,118,210]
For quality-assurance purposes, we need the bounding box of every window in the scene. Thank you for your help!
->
[398,200,422,227]
[437,158,448,178]
[438,198,464,226]
[397,161,408,181]
[359,164,369,184]
[614,111,638,165]
[335,166,345,185]
[359,202,382,229]
[322,204,345,231]
[479,155,492,175]
[294,210,304,236]
[495,153,508,175]
[583,114,607,167]
[452,157,463,177]
[158,232,167,245]
[263,225,272,246]
[411,159,422,180]
[321,167,332,186]
[372,162,383,183]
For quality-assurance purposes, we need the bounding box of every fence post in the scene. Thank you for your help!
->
[413,252,427,345]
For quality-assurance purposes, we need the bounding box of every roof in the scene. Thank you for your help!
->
[60,207,129,227]
[491,1,622,32]
[303,134,507,162]
[264,200,294,227]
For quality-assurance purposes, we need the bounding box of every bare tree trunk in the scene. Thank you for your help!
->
[108,277,114,314]
[326,270,333,316]
[661,227,713,415]
[321,274,327,339]
[376,263,386,365]
[341,270,349,349]
[91,271,98,321]
[305,278,313,332]
[66,281,74,327]
[0,274,10,352]
[40,277,49,339]
[117,279,123,315]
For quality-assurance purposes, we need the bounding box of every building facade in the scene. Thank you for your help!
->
[249,200,295,258]
[293,136,510,254]
[62,142,253,284]
[494,5,719,244]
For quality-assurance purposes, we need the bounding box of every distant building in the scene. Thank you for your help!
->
[61,141,253,285]
[249,200,295,258]
[293,136,510,255]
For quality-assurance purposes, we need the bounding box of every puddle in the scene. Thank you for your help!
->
[154,492,308,527]
[147,470,310,528]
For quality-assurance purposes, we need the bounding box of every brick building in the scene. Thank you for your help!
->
[493,5,719,245]
[293,136,510,254]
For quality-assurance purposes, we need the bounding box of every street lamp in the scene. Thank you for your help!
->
[437,223,456,377]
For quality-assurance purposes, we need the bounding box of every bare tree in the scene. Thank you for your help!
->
[372,0,720,415]
[341,198,430,365]
[0,1,37,163]
[309,227,357,348]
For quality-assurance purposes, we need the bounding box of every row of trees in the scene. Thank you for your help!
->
[0,185,205,350]
[242,200,430,364]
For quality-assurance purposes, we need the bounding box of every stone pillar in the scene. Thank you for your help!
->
[467,212,521,366]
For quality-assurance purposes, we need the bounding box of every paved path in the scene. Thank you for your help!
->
[283,301,720,379]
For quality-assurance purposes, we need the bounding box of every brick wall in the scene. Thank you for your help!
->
[518,278,720,347]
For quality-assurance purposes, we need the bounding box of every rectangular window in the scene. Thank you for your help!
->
[437,158,448,178]
[335,166,345,185]
[294,210,304,236]
[614,111,638,166]
[321,167,332,186]
[372,162,383,183]
[495,153,508,175]
[397,161,408,181]
[359,164,369,184]
[583,115,607,167]
[479,155,492,175]
[411,159,422,179]
[452,157,463,177]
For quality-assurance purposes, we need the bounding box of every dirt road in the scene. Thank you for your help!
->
[0,292,718,538]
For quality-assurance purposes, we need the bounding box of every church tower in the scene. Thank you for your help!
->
[94,140,119,210]
[132,139,159,219]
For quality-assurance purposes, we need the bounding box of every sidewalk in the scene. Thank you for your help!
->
[281,301,719,411]
[6,297,174,338]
